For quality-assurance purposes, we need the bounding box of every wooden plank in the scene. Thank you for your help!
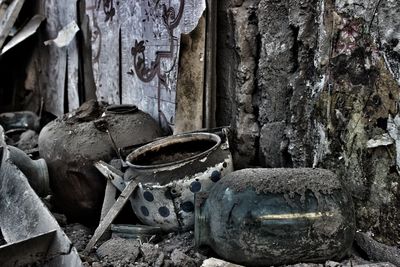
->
[86,0,120,105]
[38,0,80,116]
[0,0,25,49]
[204,0,217,129]
[67,29,80,111]
[78,0,97,102]
[100,180,117,221]
[174,14,206,133]
[22,43,43,113]
[84,179,138,254]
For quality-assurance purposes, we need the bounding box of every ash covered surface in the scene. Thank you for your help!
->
[64,225,207,267]
[63,223,92,252]
[219,168,341,195]
[62,223,397,267]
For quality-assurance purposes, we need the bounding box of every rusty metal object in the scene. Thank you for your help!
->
[97,129,234,232]
[38,101,163,223]
[195,168,356,266]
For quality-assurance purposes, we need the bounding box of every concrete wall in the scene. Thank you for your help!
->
[217,0,400,245]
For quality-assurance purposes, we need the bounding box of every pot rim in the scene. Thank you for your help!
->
[126,132,221,170]
[105,104,138,114]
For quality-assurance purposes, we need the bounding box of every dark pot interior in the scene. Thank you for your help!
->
[127,133,221,168]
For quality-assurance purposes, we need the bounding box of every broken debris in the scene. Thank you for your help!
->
[0,126,82,266]
[44,20,79,48]
[96,238,140,265]
[1,14,45,55]
[0,0,25,49]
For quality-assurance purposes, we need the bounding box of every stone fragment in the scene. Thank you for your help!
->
[201,257,244,267]
[170,249,197,267]
[96,238,140,264]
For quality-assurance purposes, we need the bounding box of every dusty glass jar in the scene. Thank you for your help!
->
[195,168,355,266]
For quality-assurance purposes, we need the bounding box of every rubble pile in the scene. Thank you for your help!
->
[0,0,399,266]
[80,231,206,267]
[0,103,400,267]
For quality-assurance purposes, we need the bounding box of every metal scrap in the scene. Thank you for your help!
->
[1,14,45,55]
[0,126,82,266]
[0,0,25,49]
[44,20,79,47]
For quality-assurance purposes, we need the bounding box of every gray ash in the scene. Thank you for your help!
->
[219,168,342,196]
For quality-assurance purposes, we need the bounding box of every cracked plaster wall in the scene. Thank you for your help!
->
[217,0,400,244]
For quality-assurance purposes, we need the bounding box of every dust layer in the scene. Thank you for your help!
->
[220,168,342,195]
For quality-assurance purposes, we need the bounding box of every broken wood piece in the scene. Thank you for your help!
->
[204,0,217,129]
[95,160,126,192]
[1,14,45,55]
[100,180,117,221]
[98,180,116,241]
[84,179,139,254]
[0,0,25,49]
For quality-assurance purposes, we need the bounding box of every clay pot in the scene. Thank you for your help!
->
[120,130,234,231]
[195,168,356,266]
[38,101,163,223]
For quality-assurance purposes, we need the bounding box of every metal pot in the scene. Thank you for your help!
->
[98,129,234,232]
[39,101,163,223]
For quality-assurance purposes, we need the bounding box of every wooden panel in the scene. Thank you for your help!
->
[85,0,206,126]
[174,15,206,133]
[67,30,80,111]
[38,0,79,116]
[86,0,120,104]
[120,0,206,128]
